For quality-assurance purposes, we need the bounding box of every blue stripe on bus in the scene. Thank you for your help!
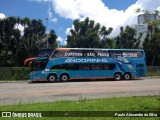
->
[117,62,125,72]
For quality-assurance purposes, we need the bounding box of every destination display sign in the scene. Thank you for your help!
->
[64,51,109,57]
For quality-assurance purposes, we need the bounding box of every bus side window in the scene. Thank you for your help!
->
[79,64,90,70]
[104,64,110,70]
[66,64,78,70]
[51,64,66,70]
[104,64,116,70]
[91,64,103,70]
[51,64,78,70]
[110,64,116,70]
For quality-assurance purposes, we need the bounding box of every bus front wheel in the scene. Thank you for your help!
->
[60,74,69,82]
[114,73,122,81]
[47,74,57,82]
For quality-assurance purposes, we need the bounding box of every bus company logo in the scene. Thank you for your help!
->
[2,112,11,117]
[65,58,108,63]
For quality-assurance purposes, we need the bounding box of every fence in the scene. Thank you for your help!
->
[147,66,160,72]
[0,67,30,80]
[147,66,160,76]
[0,66,159,80]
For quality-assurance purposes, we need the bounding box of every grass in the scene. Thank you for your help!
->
[0,96,159,120]
[147,72,160,76]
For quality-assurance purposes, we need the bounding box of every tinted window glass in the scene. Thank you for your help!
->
[52,51,66,58]
[66,50,83,57]
[31,59,48,71]
[51,64,66,70]
[38,49,54,57]
[109,51,123,58]
[109,50,143,58]
[95,50,109,57]
[51,64,78,70]
[91,64,103,70]
[67,64,78,70]
[122,51,143,58]
[79,64,90,70]
[51,63,117,70]
[104,64,116,70]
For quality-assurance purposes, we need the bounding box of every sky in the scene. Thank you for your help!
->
[0,0,160,45]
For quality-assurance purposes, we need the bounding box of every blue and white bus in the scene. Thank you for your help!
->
[30,48,146,82]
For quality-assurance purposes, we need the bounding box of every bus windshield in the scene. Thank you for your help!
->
[38,49,54,57]
[31,59,48,71]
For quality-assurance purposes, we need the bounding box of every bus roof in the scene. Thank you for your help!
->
[55,48,144,51]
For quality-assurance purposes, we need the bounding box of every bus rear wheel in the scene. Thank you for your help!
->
[60,74,69,82]
[47,74,57,82]
[114,73,122,81]
[124,73,131,80]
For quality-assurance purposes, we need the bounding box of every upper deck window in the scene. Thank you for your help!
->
[50,49,144,58]
[109,50,143,58]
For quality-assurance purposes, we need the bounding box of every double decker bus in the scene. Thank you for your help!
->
[30,48,146,82]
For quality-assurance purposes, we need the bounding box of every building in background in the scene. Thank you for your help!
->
[138,14,156,24]
[133,14,158,47]
[134,24,148,46]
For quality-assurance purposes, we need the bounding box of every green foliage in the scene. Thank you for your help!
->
[0,67,30,80]
[147,66,160,76]
[115,26,141,49]
[0,17,58,67]
[66,17,113,48]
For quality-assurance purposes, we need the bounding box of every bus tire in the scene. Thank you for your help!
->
[60,74,69,82]
[114,73,122,81]
[47,74,57,82]
[124,73,131,80]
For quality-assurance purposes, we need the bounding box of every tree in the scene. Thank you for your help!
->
[22,19,46,57]
[66,17,113,48]
[0,16,58,67]
[115,26,141,49]
[0,16,19,66]
[39,29,58,48]
[47,29,58,48]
